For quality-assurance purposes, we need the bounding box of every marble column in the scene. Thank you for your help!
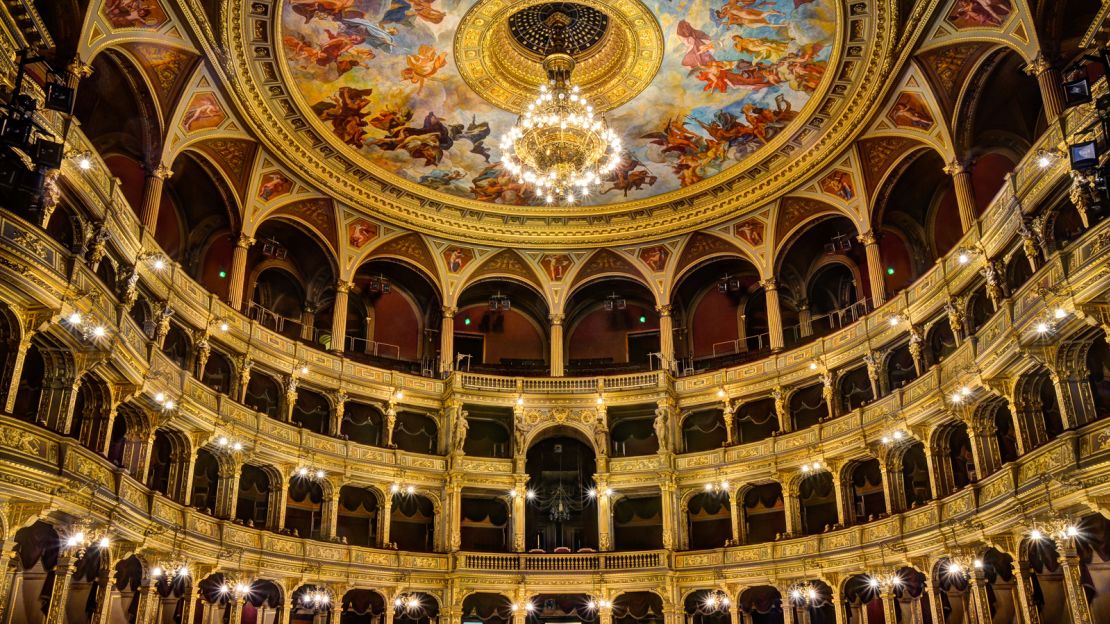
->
[858,230,886,307]
[781,482,802,537]
[659,477,677,550]
[133,582,160,624]
[1012,561,1043,624]
[1023,53,1065,121]
[380,493,393,547]
[728,492,743,545]
[762,280,784,350]
[177,586,204,624]
[214,460,242,519]
[656,305,675,371]
[44,553,77,624]
[228,235,255,311]
[2,335,32,414]
[138,164,172,234]
[549,314,565,377]
[944,160,978,235]
[512,475,527,552]
[968,571,993,624]
[323,485,341,541]
[331,282,353,352]
[1057,539,1094,624]
[440,306,456,375]
[880,591,898,624]
[447,479,463,552]
[596,476,614,551]
[830,470,848,527]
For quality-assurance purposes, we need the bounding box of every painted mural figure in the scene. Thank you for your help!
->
[281,0,836,205]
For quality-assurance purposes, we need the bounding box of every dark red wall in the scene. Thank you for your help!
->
[199,234,233,300]
[370,293,422,360]
[972,153,1016,213]
[103,154,146,217]
[690,291,739,358]
[879,229,915,295]
[567,304,657,363]
[455,305,546,363]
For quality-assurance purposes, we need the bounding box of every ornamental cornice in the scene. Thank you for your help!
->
[214,0,910,247]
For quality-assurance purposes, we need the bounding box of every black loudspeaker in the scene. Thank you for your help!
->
[1063,78,1092,107]
[43,82,75,115]
[1070,140,1099,170]
[32,139,64,169]
[0,115,31,147]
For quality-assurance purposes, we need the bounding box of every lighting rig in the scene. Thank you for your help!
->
[488,292,511,312]
[0,50,77,218]
[603,292,626,311]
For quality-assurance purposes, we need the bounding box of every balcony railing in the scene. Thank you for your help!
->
[456,550,667,571]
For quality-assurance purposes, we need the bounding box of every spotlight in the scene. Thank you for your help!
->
[297,467,309,477]
[1054,307,1067,320]
[219,321,229,332]
[525,489,536,500]
[586,488,597,498]
[391,483,401,494]
[1035,322,1050,334]
[91,326,106,338]
[315,469,326,480]
[67,312,82,325]
[1029,529,1043,540]
[406,485,415,495]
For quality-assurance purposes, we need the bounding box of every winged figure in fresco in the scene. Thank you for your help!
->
[641,119,704,155]
[600,153,658,196]
[713,0,788,30]
[400,45,448,93]
[313,86,375,147]
[676,20,717,70]
[338,17,399,51]
[381,0,446,26]
[367,111,459,166]
[288,0,361,23]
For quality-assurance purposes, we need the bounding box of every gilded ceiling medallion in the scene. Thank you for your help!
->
[454,0,662,114]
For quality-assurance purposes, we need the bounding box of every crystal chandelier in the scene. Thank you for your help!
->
[499,15,622,204]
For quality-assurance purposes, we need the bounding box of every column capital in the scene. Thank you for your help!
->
[336,280,354,294]
[442,305,457,318]
[549,313,565,325]
[857,229,878,246]
[235,234,256,249]
[150,163,174,180]
[760,277,778,290]
[943,159,972,176]
[67,58,94,80]
[655,304,672,317]
[1023,52,1053,77]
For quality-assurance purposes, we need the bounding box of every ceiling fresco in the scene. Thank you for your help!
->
[279,0,838,206]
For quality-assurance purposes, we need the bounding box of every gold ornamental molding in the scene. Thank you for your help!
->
[222,0,907,247]
[453,0,663,114]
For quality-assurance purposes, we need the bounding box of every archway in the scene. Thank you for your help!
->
[460,490,510,552]
[337,485,382,548]
[454,279,549,375]
[564,277,659,375]
[672,256,764,370]
[390,493,436,552]
[686,491,731,550]
[742,483,785,544]
[524,435,598,552]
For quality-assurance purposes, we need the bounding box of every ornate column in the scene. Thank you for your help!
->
[214,458,243,519]
[380,492,393,547]
[968,569,993,624]
[283,375,299,423]
[1049,365,1098,430]
[966,417,1001,479]
[772,387,790,433]
[858,230,886,306]
[796,300,813,338]
[511,475,527,552]
[656,305,675,371]
[944,160,978,235]
[300,305,317,342]
[39,369,82,434]
[133,581,160,624]
[323,482,341,541]
[0,542,19,624]
[830,468,848,527]
[1057,537,1094,624]
[781,479,802,537]
[878,453,902,514]
[728,492,742,545]
[228,235,255,311]
[1023,52,1065,121]
[762,279,785,350]
[44,553,77,624]
[440,306,456,374]
[549,314,565,376]
[596,475,614,551]
[178,585,205,624]
[2,334,33,414]
[659,475,677,550]
[229,596,246,624]
[1012,560,1043,624]
[331,281,354,352]
[447,476,463,552]
[138,164,172,233]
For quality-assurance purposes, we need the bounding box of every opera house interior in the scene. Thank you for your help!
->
[0,0,1110,622]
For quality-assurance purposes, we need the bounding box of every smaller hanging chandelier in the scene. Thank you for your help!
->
[499,14,622,204]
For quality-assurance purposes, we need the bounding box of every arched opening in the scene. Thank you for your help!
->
[564,277,659,375]
[285,477,325,540]
[245,371,282,419]
[524,435,598,552]
[898,442,932,509]
[672,256,765,371]
[394,592,439,624]
[612,492,663,551]
[776,215,866,346]
[892,567,930,624]
[789,383,826,431]
[980,548,1020,624]
[1005,249,1034,295]
[966,287,992,335]
[934,558,972,624]
[686,491,732,550]
[785,580,835,624]
[247,219,337,347]
[390,493,436,552]
[527,595,596,624]
[347,259,441,369]
[846,459,885,525]
[461,593,512,624]
[189,448,220,515]
[110,554,147,623]
[341,589,386,624]
[460,491,510,552]
[1087,335,1110,419]
[684,590,731,624]
[733,398,779,444]
[799,472,837,535]
[613,592,665,624]
[682,408,726,453]
[454,279,549,375]
[146,428,190,502]
[393,411,438,454]
[290,584,333,623]
[738,586,784,624]
[240,579,283,624]
[201,350,234,395]
[742,483,785,544]
[925,321,957,368]
[838,365,874,413]
[933,422,975,497]
[462,406,513,459]
[8,521,61,624]
[12,342,45,424]
[108,403,151,475]
[292,387,331,435]
[69,371,113,453]
[342,401,384,447]
[885,342,917,390]
[337,485,382,548]
[235,464,275,530]
[162,323,191,370]
[609,404,659,457]
[843,574,883,624]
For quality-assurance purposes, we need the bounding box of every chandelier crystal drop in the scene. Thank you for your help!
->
[499,15,622,204]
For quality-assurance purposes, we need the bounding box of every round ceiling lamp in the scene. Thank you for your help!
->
[499,12,622,204]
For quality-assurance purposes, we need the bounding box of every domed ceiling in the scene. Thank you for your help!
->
[231,0,896,246]
[279,0,835,205]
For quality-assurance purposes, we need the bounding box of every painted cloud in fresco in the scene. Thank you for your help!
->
[281,0,836,206]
